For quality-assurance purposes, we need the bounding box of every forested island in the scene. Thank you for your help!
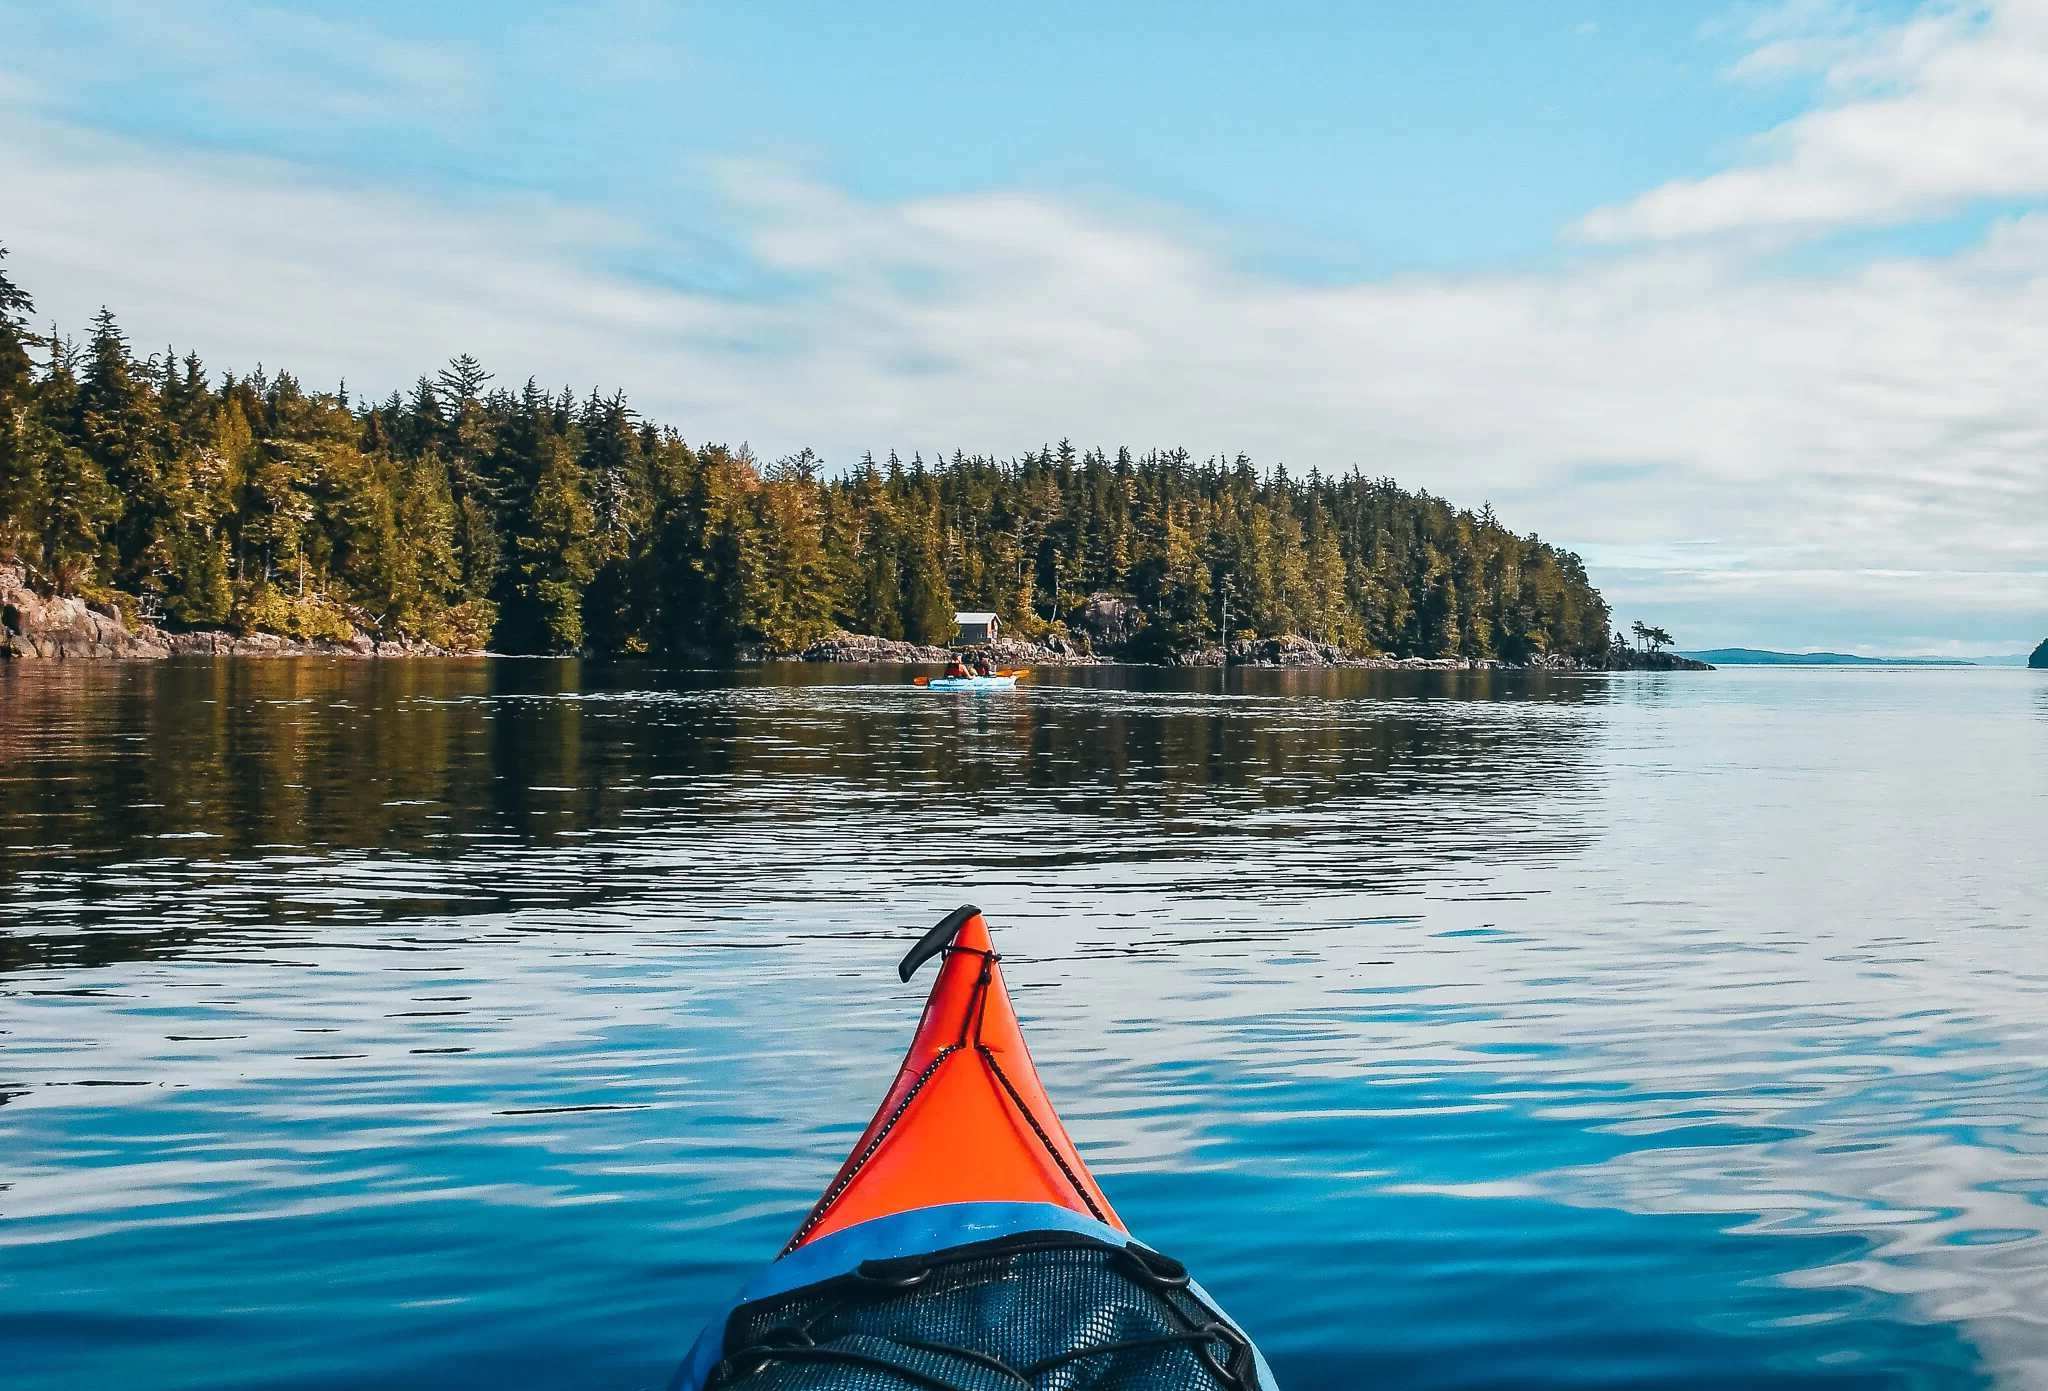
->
[1,247,1618,665]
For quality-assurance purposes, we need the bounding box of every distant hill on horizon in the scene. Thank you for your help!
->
[1678,648,1980,667]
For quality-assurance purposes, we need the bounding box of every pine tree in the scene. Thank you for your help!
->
[642,442,761,655]
[582,390,644,555]
[0,245,40,562]
[846,460,902,639]
[393,453,461,638]
[1301,507,1357,648]
[507,434,595,652]
[241,438,313,591]
[24,335,119,591]
[753,451,835,649]
[75,309,169,593]
[897,501,955,645]
[1138,501,1211,656]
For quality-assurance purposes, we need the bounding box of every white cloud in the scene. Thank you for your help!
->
[0,0,483,129]
[1580,0,2048,243]
[2,103,2045,653]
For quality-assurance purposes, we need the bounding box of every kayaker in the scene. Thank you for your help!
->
[973,654,994,677]
[943,654,971,679]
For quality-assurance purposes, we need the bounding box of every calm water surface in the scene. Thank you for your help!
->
[2,660,2044,1390]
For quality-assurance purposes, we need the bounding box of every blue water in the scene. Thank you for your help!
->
[2,661,2044,1389]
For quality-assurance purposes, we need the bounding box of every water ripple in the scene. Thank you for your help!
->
[1,660,2043,1389]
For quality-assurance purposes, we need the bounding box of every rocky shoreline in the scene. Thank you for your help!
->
[5,567,1711,671]
[1,565,471,660]
[788,631,1099,667]
[1175,635,1561,670]
[780,630,1710,672]
[1175,635,1710,670]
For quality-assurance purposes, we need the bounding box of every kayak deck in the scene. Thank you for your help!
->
[709,1218,1265,1389]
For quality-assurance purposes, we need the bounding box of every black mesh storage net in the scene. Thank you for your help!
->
[700,1230,1266,1391]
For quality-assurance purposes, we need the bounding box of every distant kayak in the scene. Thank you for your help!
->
[670,906,1276,1390]
[914,667,1029,690]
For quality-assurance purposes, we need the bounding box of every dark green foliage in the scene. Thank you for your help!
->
[896,493,954,644]
[11,327,120,592]
[0,256,1611,660]
[0,246,35,559]
[504,434,594,652]
[77,309,170,594]
[752,450,836,649]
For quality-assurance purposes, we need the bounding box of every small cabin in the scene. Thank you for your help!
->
[954,611,999,645]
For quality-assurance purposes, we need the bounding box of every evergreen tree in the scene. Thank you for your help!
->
[753,450,835,649]
[19,334,118,591]
[846,459,903,639]
[644,441,761,656]
[1134,501,1211,656]
[393,453,462,637]
[0,245,40,562]
[576,391,651,653]
[506,435,595,652]
[75,309,169,594]
[898,501,955,645]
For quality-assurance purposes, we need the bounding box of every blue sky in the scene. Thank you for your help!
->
[3,0,2044,652]
[11,1,1870,274]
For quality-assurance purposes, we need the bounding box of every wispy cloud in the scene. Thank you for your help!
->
[1580,0,2048,243]
[3,0,483,129]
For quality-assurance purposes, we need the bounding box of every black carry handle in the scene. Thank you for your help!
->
[899,904,981,981]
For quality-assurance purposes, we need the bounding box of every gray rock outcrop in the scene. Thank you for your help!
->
[1,566,171,658]
[1075,593,1143,651]
[0,563,466,659]
[790,629,1098,666]
[794,631,956,664]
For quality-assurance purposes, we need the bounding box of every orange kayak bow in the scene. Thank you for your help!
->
[783,905,1120,1251]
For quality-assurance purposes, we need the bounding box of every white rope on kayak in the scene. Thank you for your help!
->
[782,1044,963,1256]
